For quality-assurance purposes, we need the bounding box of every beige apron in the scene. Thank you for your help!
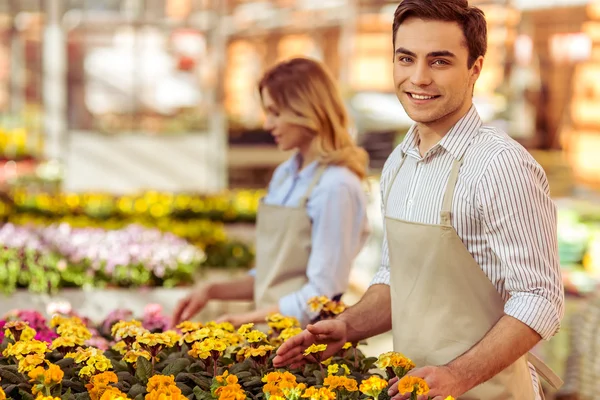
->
[254,164,327,312]
[385,155,563,399]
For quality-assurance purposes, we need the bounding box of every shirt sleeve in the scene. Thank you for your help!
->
[370,149,401,287]
[370,180,391,286]
[279,181,369,325]
[476,148,564,340]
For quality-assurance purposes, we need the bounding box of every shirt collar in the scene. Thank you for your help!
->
[399,105,483,161]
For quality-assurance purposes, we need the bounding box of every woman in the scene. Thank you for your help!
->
[172,57,370,327]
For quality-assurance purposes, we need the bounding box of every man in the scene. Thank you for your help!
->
[273,1,565,399]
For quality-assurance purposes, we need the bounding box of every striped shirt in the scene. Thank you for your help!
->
[371,106,564,398]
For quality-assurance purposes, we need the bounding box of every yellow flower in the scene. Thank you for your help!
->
[79,366,95,377]
[300,386,336,400]
[0,387,5,400]
[376,351,416,374]
[261,371,299,397]
[214,384,246,400]
[244,330,267,344]
[445,397,455,400]
[44,363,65,385]
[359,375,388,398]
[51,336,79,350]
[161,331,181,347]
[138,332,169,347]
[303,344,327,356]
[323,375,358,392]
[99,387,129,400]
[18,353,45,372]
[237,323,254,336]
[342,342,353,350]
[112,341,128,354]
[323,301,346,315]
[266,314,300,331]
[146,375,177,392]
[34,397,61,400]
[182,328,211,343]
[397,376,429,396]
[111,320,147,341]
[50,315,83,328]
[176,321,203,333]
[123,350,152,364]
[278,327,302,341]
[307,296,329,312]
[239,345,275,360]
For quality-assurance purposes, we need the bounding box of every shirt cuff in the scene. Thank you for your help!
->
[369,267,391,286]
[504,293,562,340]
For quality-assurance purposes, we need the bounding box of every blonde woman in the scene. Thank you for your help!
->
[173,57,370,327]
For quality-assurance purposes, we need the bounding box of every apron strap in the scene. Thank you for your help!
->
[299,164,327,206]
[440,158,462,227]
[528,352,564,390]
[384,155,408,206]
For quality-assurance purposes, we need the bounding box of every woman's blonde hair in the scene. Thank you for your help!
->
[258,57,369,180]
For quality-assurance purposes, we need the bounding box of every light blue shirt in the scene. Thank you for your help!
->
[251,153,370,325]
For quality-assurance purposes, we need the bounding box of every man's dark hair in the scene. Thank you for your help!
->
[392,0,487,68]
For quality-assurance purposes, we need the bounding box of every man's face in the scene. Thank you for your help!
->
[393,17,483,129]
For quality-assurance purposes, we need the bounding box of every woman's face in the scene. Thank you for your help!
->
[261,88,314,152]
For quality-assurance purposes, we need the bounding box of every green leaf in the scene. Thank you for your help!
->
[112,359,130,373]
[56,358,75,368]
[61,387,73,400]
[19,389,35,400]
[220,357,234,366]
[117,371,136,384]
[360,357,378,372]
[3,384,17,395]
[176,382,194,396]
[135,356,153,384]
[176,373,211,390]
[0,367,25,384]
[242,376,263,388]
[236,371,253,379]
[135,395,144,400]
[162,358,190,377]
[193,386,213,400]
[62,379,86,392]
[128,383,146,398]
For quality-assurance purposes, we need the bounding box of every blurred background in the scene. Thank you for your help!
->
[0,0,600,396]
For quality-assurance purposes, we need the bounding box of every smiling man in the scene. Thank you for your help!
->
[273,1,565,399]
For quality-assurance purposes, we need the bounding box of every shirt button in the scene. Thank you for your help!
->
[407,199,413,206]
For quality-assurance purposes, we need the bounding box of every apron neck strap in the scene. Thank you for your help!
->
[384,155,407,206]
[440,158,462,226]
[298,164,327,206]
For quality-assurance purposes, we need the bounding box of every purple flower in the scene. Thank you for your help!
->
[101,309,133,336]
[16,310,47,331]
[35,329,58,344]
[142,304,170,332]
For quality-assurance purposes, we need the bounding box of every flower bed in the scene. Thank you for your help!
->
[1,190,264,224]
[0,300,453,400]
[0,223,252,295]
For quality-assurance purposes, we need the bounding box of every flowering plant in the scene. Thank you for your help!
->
[0,222,253,294]
[0,299,456,400]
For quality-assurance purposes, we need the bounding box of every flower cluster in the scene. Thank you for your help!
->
[7,189,264,223]
[307,296,347,322]
[0,298,459,400]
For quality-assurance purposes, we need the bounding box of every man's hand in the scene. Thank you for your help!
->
[273,319,348,368]
[172,287,211,325]
[388,366,466,400]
